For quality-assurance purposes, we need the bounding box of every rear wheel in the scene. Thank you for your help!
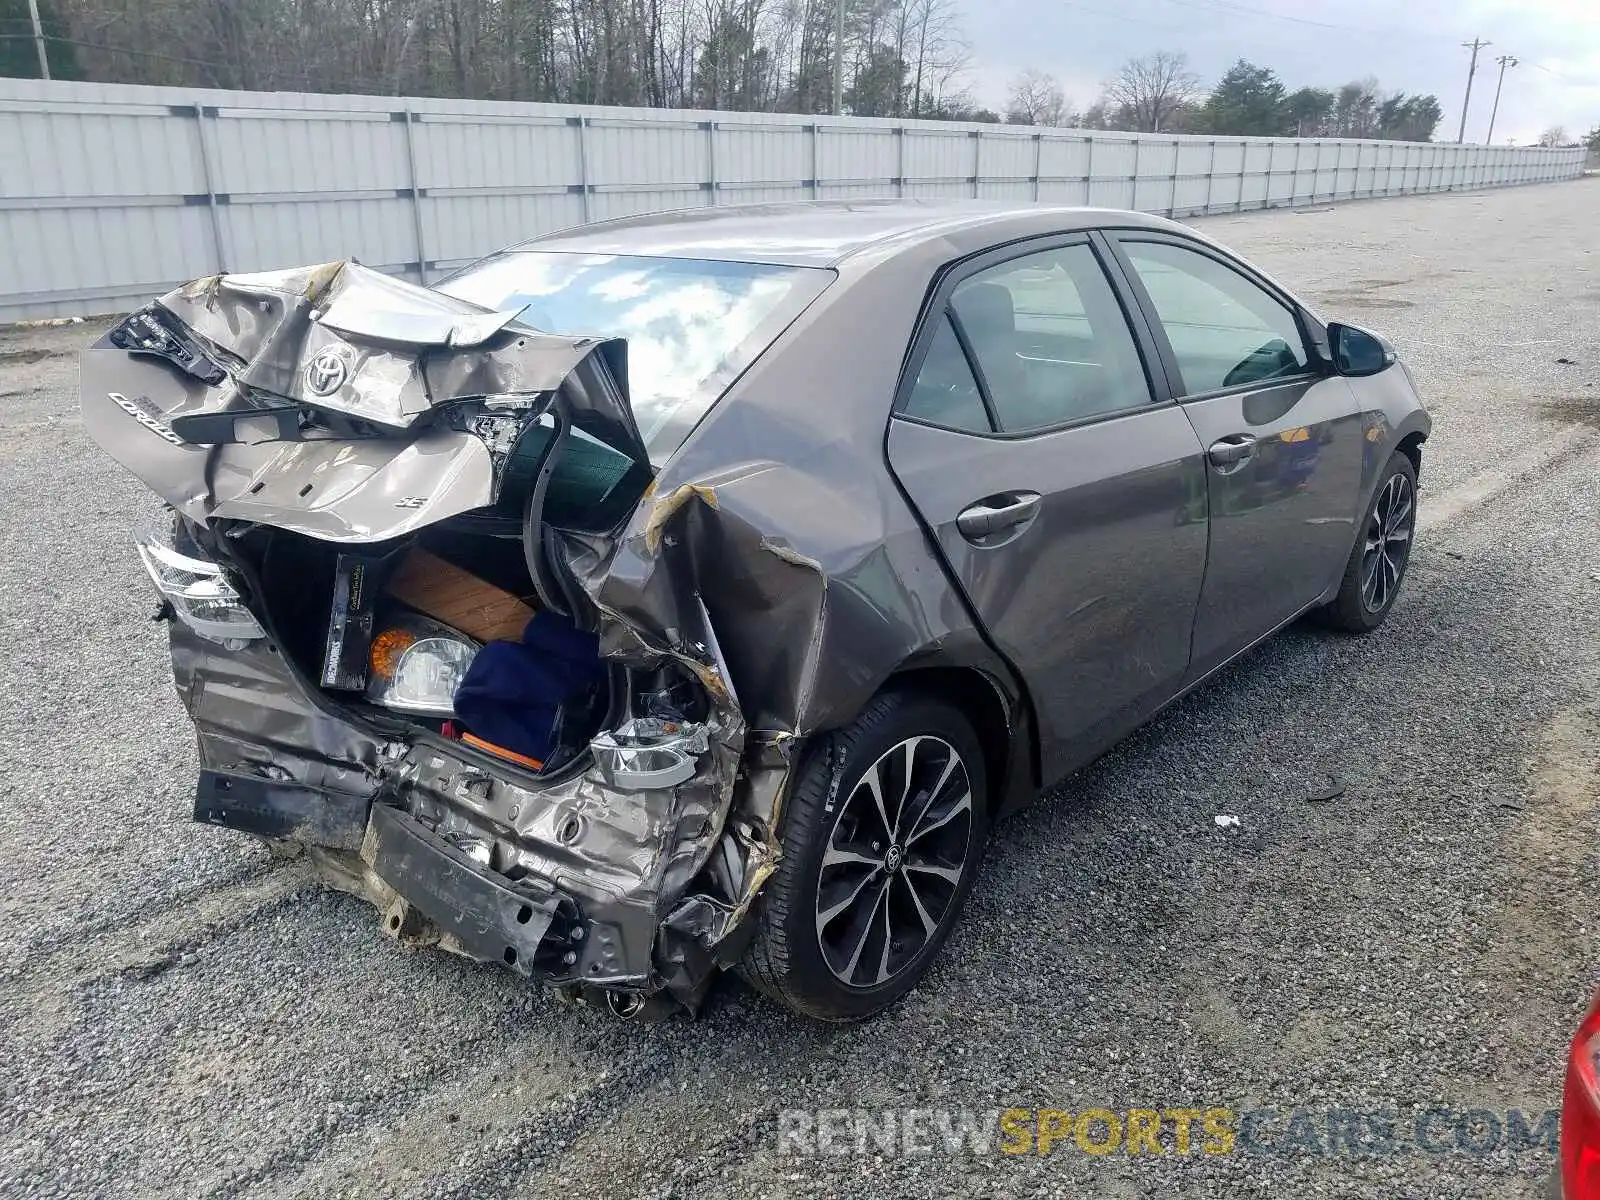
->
[1324,450,1418,632]
[738,692,989,1021]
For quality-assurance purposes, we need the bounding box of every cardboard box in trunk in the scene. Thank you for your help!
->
[386,547,536,643]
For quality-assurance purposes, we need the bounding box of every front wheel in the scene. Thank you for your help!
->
[738,692,989,1021]
[1324,450,1418,633]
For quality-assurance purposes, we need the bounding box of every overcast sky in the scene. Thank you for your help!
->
[963,0,1598,144]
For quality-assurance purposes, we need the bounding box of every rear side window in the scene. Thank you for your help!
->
[1121,240,1312,395]
[438,252,832,460]
[903,315,992,433]
[949,244,1153,432]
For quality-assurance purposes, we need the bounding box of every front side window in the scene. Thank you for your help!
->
[1121,240,1312,395]
[947,243,1153,432]
[439,252,832,459]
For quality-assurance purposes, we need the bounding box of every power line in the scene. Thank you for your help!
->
[1143,0,1457,42]
[1057,0,1211,32]
[1526,61,1576,82]
[0,32,251,75]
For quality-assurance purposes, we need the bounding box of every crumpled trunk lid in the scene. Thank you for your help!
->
[81,260,647,546]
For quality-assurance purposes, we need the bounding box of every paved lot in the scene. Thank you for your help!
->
[1,179,1598,1199]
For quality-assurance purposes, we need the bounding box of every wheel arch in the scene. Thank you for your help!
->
[1396,428,1426,477]
[878,662,1038,819]
[1345,421,1428,562]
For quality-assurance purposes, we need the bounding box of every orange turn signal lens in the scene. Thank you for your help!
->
[369,627,418,680]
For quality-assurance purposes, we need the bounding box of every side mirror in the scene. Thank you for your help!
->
[1328,322,1396,377]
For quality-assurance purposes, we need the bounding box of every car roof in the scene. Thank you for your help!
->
[512,200,1183,268]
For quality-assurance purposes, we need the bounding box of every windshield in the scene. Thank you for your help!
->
[438,252,832,458]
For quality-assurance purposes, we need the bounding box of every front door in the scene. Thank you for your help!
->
[885,237,1209,780]
[1109,234,1366,673]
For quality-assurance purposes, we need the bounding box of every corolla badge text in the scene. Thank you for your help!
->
[108,392,184,446]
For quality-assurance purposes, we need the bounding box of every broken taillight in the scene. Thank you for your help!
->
[108,305,227,386]
[134,511,266,648]
[590,718,708,791]
[1562,993,1600,1199]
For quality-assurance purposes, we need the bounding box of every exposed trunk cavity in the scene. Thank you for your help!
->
[83,260,779,1009]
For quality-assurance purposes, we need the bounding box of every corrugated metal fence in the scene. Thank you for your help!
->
[1,78,1587,322]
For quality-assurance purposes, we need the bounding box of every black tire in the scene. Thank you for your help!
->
[738,691,990,1021]
[1323,450,1418,633]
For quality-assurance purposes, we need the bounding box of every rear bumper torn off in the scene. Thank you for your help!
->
[190,773,595,983]
[172,612,767,1006]
[364,803,581,979]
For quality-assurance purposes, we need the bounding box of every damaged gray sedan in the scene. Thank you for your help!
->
[83,201,1430,1020]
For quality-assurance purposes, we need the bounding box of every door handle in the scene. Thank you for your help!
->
[957,492,1041,542]
[1207,434,1258,468]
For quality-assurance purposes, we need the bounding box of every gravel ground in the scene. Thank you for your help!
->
[1,179,1598,1200]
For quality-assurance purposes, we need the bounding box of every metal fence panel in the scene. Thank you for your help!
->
[421,192,579,267]
[2,99,201,198]
[820,127,898,185]
[908,180,972,201]
[414,114,577,191]
[0,77,1586,321]
[976,179,1035,202]
[719,183,806,204]
[978,132,1033,182]
[905,128,973,183]
[716,123,809,185]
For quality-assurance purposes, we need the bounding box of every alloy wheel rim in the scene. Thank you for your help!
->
[814,735,974,988]
[1361,471,1414,613]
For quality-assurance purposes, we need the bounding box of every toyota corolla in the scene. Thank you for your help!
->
[82,201,1429,1020]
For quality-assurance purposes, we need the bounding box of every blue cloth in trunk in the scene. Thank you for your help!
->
[453,611,604,764]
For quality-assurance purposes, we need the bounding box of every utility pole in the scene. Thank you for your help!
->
[1486,54,1518,144]
[831,0,844,115]
[26,0,51,80]
[1457,38,1490,143]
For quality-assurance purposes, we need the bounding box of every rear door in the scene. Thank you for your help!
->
[1106,233,1365,673]
[885,235,1209,779]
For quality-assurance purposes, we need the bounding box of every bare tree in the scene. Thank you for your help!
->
[903,0,965,117]
[1538,125,1569,147]
[1102,50,1200,133]
[40,0,992,121]
[1004,67,1072,126]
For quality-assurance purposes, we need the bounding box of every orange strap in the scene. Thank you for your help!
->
[460,731,543,771]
